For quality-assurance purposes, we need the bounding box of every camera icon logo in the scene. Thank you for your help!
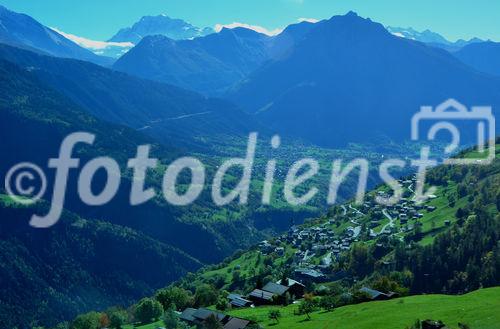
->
[411,99,495,165]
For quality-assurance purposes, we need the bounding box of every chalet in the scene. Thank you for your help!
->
[262,282,289,296]
[180,308,226,326]
[227,294,253,308]
[180,308,255,329]
[179,308,197,323]
[251,282,294,304]
[277,278,305,298]
[359,287,398,301]
[193,308,227,323]
[248,289,276,306]
[224,317,252,329]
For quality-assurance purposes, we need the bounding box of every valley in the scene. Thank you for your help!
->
[59,142,500,329]
[0,3,498,329]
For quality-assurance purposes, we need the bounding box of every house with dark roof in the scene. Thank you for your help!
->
[179,308,197,323]
[248,289,276,306]
[262,282,289,296]
[277,278,305,298]
[194,308,227,321]
[360,287,389,301]
[227,293,253,308]
[359,287,399,301]
[179,307,255,329]
[248,279,306,306]
[224,317,251,329]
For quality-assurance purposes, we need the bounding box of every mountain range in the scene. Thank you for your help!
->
[113,12,500,147]
[37,15,216,59]
[454,41,500,77]
[0,43,261,152]
[386,26,451,44]
[0,5,112,65]
[386,26,484,51]
[227,12,500,147]
[113,27,273,95]
[112,20,320,96]
[109,14,214,44]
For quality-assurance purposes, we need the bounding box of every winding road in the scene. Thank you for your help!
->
[379,209,395,234]
[341,205,347,216]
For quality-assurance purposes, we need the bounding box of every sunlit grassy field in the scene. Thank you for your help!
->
[227,287,500,329]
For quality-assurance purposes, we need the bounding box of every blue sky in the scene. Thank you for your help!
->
[0,0,498,42]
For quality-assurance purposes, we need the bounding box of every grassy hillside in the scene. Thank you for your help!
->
[175,142,499,294]
[125,287,500,329]
[61,142,499,329]
[227,287,500,329]
[170,140,500,302]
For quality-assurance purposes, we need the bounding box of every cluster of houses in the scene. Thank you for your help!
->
[176,178,428,328]
[179,308,255,329]
[222,278,306,308]
[359,176,441,235]
[175,174,446,328]
[178,284,399,328]
[258,221,361,283]
[254,175,445,288]
[177,278,307,328]
[373,179,437,232]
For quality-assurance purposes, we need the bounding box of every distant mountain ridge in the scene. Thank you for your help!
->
[0,4,112,65]
[228,12,500,147]
[0,43,262,152]
[387,26,450,44]
[113,21,317,95]
[387,26,484,51]
[109,14,214,43]
[113,27,273,95]
[454,41,500,76]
